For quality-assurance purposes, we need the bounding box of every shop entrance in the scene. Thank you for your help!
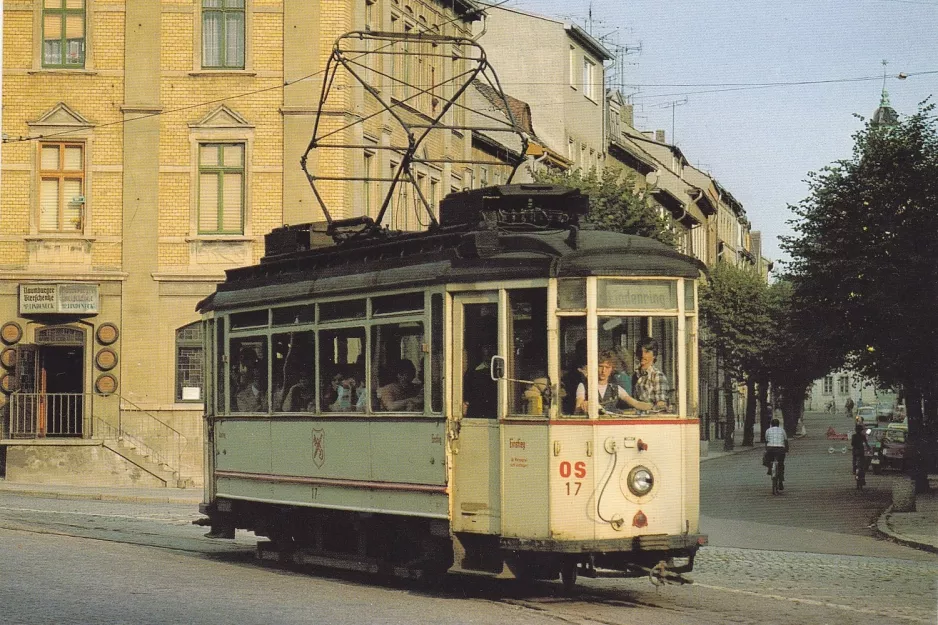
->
[9,326,86,438]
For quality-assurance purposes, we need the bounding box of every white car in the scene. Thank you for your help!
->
[856,405,877,425]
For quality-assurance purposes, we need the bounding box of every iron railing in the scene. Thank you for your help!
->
[8,393,91,438]
[4,392,188,481]
[113,395,188,479]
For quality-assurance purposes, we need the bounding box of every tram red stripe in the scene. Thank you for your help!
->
[501,418,700,426]
[215,470,448,494]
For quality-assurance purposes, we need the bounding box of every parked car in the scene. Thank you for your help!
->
[879,428,908,472]
[856,405,877,425]
[876,404,894,422]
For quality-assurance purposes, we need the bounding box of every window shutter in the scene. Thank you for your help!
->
[41,146,60,170]
[40,179,60,231]
[199,173,219,232]
[63,145,83,170]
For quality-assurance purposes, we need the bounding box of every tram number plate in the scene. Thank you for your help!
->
[559,461,587,496]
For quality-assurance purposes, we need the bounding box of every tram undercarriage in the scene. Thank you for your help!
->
[199,499,703,588]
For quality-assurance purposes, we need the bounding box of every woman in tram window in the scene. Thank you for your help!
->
[576,350,652,415]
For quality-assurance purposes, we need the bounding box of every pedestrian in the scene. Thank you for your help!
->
[844,396,855,419]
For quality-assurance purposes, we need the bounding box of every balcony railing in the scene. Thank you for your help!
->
[7,392,91,438]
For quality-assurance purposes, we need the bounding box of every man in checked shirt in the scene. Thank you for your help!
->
[632,337,671,411]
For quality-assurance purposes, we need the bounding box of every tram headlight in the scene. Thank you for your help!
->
[627,466,654,497]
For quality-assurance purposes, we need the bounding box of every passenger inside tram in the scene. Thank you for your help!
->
[575,350,652,415]
[632,337,671,411]
[233,346,268,413]
[376,359,423,411]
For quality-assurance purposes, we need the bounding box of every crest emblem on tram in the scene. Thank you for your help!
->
[312,428,326,468]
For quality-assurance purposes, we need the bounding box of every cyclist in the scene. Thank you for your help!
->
[851,423,870,477]
[764,418,789,490]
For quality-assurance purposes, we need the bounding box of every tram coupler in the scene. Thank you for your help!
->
[646,560,694,587]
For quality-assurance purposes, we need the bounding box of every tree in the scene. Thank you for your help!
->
[698,262,775,447]
[783,102,938,492]
[532,167,677,246]
[761,280,842,436]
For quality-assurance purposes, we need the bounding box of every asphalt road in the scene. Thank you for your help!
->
[0,410,934,625]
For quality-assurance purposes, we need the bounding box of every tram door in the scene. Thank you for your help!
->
[451,293,501,534]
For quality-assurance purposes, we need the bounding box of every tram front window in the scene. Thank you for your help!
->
[558,316,679,416]
[597,316,678,414]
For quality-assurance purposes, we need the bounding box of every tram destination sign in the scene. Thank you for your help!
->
[19,283,99,315]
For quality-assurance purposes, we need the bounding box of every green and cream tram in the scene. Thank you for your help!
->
[197,184,707,588]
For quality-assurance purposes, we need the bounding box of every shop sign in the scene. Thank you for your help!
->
[19,283,99,315]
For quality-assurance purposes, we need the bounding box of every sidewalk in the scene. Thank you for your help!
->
[876,477,938,554]
[0,480,202,505]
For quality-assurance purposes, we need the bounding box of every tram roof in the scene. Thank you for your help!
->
[197,227,706,313]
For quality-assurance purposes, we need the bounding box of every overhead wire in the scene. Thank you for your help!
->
[3,0,514,145]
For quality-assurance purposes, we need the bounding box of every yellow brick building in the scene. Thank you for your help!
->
[0,0,478,487]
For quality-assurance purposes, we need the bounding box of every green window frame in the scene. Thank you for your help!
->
[198,143,245,234]
[43,0,86,68]
[176,322,204,402]
[202,0,245,69]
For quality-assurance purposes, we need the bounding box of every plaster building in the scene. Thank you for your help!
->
[0,0,478,487]
[475,3,613,173]
[604,92,713,265]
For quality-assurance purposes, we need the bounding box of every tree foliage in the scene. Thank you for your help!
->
[698,262,774,381]
[532,167,677,246]
[782,102,938,490]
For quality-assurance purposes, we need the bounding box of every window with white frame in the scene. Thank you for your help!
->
[838,375,850,395]
[823,375,833,395]
[582,58,596,100]
[43,0,86,68]
[569,46,576,88]
[39,143,85,232]
[202,0,245,69]
[198,143,244,234]
[176,322,204,402]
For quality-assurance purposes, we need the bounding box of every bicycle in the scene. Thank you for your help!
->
[853,452,866,491]
[770,458,782,495]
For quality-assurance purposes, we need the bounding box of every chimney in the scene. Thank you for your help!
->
[655,129,666,143]
[622,104,634,128]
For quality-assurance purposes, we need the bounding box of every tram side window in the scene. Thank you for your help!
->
[597,316,678,413]
[559,317,586,416]
[507,288,548,416]
[371,322,424,412]
[272,331,316,413]
[230,338,268,413]
[320,328,366,412]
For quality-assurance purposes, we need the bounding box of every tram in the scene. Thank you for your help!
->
[196,184,707,588]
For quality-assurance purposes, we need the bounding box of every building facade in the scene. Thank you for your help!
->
[477,5,612,173]
[0,0,476,487]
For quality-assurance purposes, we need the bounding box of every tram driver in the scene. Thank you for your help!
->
[576,350,652,415]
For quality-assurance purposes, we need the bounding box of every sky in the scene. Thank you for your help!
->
[489,0,938,267]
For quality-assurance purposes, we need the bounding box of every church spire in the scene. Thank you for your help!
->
[872,60,898,128]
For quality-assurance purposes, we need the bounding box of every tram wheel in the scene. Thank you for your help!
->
[560,562,578,594]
